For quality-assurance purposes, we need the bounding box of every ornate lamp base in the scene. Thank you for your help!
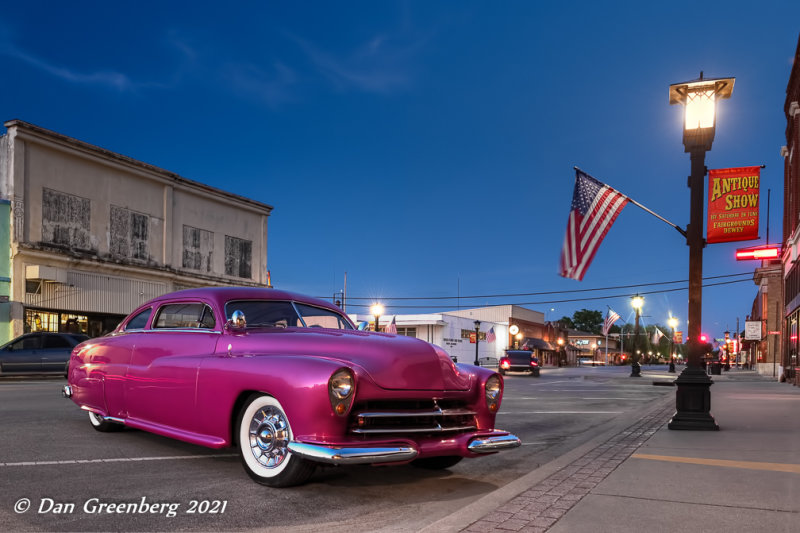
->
[668,367,719,430]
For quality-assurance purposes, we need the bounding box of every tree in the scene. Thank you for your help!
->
[572,309,603,334]
[558,316,575,329]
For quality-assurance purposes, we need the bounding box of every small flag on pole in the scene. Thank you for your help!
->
[559,169,629,281]
[652,327,664,344]
[385,316,397,334]
[486,327,496,343]
[602,308,621,336]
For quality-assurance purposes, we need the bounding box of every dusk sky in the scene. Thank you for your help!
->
[2,2,799,339]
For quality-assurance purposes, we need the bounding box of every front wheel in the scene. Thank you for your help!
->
[237,394,315,487]
[88,411,123,432]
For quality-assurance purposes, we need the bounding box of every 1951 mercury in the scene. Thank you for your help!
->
[63,287,520,487]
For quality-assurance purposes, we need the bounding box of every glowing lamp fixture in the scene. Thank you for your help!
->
[631,295,644,310]
[669,73,734,150]
[668,317,679,330]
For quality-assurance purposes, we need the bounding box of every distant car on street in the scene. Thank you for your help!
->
[0,332,89,376]
[500,350,540,376]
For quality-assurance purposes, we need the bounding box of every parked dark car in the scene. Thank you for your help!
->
[500,350,540,376]
[0,332,89,376]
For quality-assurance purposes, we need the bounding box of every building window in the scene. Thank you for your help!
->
[182,225,214,272]
[225,236,252,279]
[397,327,417,337]
[42,189,91,249]
[110,206,149,260]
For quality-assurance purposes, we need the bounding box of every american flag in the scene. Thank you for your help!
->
[486,327,496,343]
[385,316,397,334]
[602,308,620,336]
[559,169,629,281]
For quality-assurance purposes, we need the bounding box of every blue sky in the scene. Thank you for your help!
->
[1,2,798,338]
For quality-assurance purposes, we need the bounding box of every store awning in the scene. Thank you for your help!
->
[520,337,557,351]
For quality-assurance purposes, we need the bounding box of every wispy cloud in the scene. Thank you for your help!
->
[290,32,425,94]
[224,61,297,108]
[0,42,160,92]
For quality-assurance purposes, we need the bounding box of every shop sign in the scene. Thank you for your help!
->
[707,166,760,244]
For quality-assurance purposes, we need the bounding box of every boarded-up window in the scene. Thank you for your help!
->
[42,189,91,249]
[225,235,252,278]
[182,225,214,272]
[110,206,149,260]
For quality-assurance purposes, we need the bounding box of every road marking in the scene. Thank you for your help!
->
[580,397,654,400]
[632,453,800,474]
[1,453,238,467]
[520,442,548,446]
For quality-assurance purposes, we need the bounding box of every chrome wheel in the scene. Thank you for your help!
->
[237,395,315,487]
[249,405,291,469]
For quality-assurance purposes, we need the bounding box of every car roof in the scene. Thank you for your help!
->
[143,287,342,314]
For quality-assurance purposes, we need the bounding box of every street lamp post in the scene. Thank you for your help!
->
[631,295,644,377]
[370,303,384,333]
[667,72,733,431]
[668,316,679,373]
[473,320,481,366]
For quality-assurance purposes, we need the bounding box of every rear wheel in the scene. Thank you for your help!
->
[88,412,123,432]
[237,394,315,487]
[411,456,463,469]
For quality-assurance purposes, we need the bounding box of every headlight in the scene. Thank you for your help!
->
[485,374,502,412]
[329,368,355,416]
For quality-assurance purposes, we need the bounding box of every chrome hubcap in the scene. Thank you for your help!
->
[248,407,290,469]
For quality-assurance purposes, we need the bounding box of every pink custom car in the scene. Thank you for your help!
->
[63,287,520,487]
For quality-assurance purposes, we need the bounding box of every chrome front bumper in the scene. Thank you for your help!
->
[287,431,521,465]
[287,442,418,465]
[467,433,522,453]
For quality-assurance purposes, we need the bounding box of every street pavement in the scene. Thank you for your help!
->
[422,366,800,533]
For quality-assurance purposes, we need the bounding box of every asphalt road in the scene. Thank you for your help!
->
[0,366,676,532]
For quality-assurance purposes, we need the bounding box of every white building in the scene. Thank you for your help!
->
[349,312,509,365]
[0,120,272,342]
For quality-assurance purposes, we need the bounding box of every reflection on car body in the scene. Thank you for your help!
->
[0,332,89,375]
[63,287,521,487]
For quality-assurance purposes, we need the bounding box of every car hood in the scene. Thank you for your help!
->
[227,328,471,391]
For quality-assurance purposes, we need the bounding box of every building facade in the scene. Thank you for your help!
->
[748,260,783,377]
[782,35,800,382]
[0,120,272,342]
[349,312,509,364]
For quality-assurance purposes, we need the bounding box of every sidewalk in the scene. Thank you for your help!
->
[424,369,800,533]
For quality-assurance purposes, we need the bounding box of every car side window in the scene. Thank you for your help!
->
[124,308,152,331]
[154,303,216,329]
[10,336,40,351]
[43,335,72,349]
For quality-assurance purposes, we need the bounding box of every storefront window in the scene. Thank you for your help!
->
[25,310,59,332]
[61,314,88,334]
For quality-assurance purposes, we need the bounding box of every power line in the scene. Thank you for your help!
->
[341,278,752,310]
[336,272,750,301]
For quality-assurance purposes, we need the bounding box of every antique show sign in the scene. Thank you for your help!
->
[707,166,760,244]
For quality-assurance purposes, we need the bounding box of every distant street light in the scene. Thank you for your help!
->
[631,294,644,377]
[668,316,679,373]
[668,73,733,431]
[473,320,481,366]
[370,303,384,332]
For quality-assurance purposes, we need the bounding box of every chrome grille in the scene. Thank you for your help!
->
[349,399,477,435]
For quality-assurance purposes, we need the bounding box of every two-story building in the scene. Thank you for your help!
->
[0,120,272,342]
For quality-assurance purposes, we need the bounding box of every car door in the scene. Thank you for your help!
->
[0,335,42,374]
[40,334,75,373]
[124,301,221,434]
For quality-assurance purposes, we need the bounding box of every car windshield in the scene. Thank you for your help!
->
[224,300,353,330]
